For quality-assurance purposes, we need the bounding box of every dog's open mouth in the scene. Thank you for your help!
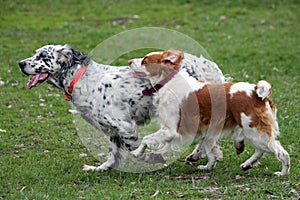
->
[27,73,49,89]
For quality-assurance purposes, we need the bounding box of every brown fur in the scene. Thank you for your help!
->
[142,50,184,78]
[178,83,273,137]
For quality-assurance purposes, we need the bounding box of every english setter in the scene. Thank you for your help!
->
[19,44,226,171]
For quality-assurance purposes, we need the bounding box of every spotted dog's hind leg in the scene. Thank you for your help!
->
[84,119,141,171]
[83,128,165,172]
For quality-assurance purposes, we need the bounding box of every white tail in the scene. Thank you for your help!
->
[256,80,271,100]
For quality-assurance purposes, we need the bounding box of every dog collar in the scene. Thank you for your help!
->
[64,65,87,101]
[142,70,179,95]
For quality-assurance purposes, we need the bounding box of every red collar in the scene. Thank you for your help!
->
[142,70,178,95]
[64,66,87,101]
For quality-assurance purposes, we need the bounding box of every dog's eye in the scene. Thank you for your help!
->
[37,51,47,59]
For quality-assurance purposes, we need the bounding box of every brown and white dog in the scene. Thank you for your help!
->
[129,50,290,176]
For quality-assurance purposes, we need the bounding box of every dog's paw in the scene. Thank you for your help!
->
[131,149,143,158]
[131,143,147,158]
[82,164,97,171]
[83,164,110,172]
[197,165,209,170]
[240,163,253,171]
[274,171,283,176]
[185,154,200,163]
[274,171,289,176]
[130,151,139,158]
[95,164,110,172]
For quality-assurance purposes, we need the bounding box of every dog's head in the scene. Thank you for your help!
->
[19,44,88,89]
[128,50,184,82]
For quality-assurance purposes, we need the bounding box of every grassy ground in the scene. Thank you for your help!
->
[1,0,299,199]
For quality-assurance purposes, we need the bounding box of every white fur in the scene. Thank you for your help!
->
[240,112,252,128]
[256,80,271,100]
[265,101,280,137]
[183,53,226,83]
[154,71,205,139]
[229,82,255,98]
[146,51,163,56]
[132,70,205,156]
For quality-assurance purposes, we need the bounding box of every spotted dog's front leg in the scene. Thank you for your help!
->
[83,136,127,172]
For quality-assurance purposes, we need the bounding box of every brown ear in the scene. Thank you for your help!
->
[162,50,184,69]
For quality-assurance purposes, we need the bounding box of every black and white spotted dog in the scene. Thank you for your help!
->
[19,44,226,171]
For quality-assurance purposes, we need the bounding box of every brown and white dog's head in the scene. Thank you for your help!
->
[128,50,184,85]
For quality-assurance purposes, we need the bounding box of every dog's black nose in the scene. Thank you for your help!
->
[19,61,30,75]
[19,61,26,68]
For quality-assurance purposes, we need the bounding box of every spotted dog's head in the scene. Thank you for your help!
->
[19,44,89,89]
[128,50,184,84]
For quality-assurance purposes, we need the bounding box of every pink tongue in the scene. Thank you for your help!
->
[27,73,49,89]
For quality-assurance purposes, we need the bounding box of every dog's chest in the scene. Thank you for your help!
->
[153,72,202,125]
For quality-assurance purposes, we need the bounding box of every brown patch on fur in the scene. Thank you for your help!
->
[142,50,184,78]
[142,53,163,65]
[248,97,274,136]
[268,98,276,112]
[178,83,235,136]
[177,82,274,138]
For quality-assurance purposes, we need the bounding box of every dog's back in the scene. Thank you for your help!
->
[178,81,275,136]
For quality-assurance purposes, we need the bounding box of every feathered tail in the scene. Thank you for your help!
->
[256,80,271,100]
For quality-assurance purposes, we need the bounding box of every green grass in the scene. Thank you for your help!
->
[1,0,299,199]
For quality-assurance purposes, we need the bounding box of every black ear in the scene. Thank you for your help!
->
[57,45,89,71]
[57,45,73,70]
[71,48,89,65]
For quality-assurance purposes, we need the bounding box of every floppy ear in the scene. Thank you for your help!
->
[162,50,184,63]
[164,54,179,63]
[162,50,184,70]
[57,45,73,70]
